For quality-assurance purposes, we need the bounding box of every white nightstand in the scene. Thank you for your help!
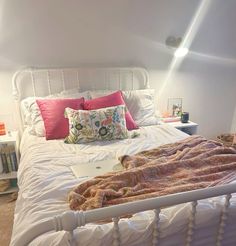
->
[163,121,198,135]
[0,131,19,195]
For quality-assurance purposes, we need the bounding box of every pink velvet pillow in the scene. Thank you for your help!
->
[36,98,84,140]
[84,91,138,130]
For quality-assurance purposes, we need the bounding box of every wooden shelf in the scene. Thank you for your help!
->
[0,171,17,180]
[0,186,18,195]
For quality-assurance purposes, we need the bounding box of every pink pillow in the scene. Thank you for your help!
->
[36,98,84,140]
[84,91,138,130]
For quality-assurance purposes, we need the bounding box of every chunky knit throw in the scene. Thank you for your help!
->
[69,136,236,211]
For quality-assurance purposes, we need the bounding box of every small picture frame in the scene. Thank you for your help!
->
[167,98,183,117]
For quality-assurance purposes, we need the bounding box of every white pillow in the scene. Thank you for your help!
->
[89,89,159,126]
[21,90,91,136]
[122,89,158,126]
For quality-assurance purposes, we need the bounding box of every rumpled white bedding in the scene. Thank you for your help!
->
[11,125,236,246]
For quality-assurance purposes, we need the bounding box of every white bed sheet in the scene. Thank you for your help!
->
[11,125,236,246]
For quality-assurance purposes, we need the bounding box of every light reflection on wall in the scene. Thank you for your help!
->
[158,0,212,98]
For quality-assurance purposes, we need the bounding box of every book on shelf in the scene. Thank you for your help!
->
[0,145,18,174]
[6,152,12,173]
[10,153,17,171]
[162,116,181,123]
[0,153,8,173]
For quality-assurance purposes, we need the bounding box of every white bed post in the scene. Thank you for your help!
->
[185,201,198,246]
[216,194,232,246]
[53,211,86,245]
[152,208,161,246]
[112,217,121,246]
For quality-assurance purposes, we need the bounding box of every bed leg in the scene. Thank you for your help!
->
[185,201,198,246]
[152,208,161,246]
[216,194,232,246]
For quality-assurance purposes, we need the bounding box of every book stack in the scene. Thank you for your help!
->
[0,122,6,135]
[0,145,18,173]
[162,116,181,123]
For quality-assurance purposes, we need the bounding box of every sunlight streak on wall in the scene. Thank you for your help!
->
[158,0,212,97]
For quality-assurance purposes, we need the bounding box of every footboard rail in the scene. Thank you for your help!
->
[17,183,236,246]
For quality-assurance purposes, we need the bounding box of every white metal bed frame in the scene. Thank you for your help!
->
[12,67,236,246]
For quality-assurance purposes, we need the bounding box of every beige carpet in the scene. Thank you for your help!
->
[0,194,16,246]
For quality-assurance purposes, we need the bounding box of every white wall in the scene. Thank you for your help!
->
[0,0,236,137]
[0,70,15,130]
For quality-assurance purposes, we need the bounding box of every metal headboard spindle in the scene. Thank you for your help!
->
[132,71,134,90]
[61,70,66,91]
[118,70,121,90]
[76,70,80,91]
[106,70,109,90]
[47,71,52,94]
[30,70,37,97]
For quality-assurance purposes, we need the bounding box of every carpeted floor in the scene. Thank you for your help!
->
[0,194,16,246]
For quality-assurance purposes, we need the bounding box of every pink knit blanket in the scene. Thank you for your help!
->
[69,135,236,211]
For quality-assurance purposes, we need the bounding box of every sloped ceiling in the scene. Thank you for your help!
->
[0,0,235,69]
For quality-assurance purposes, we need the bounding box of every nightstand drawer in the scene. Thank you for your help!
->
[177,127,197,135]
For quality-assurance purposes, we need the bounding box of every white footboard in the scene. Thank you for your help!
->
[17,183,236,246]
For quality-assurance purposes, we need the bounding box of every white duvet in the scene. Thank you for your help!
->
[11,125,236,246]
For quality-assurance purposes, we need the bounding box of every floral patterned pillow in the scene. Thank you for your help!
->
[64,105,129,144]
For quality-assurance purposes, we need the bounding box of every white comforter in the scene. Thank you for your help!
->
[11,125,236,246]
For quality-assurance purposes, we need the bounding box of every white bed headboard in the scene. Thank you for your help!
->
[12,67,149,132]
[13,67,149,101]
